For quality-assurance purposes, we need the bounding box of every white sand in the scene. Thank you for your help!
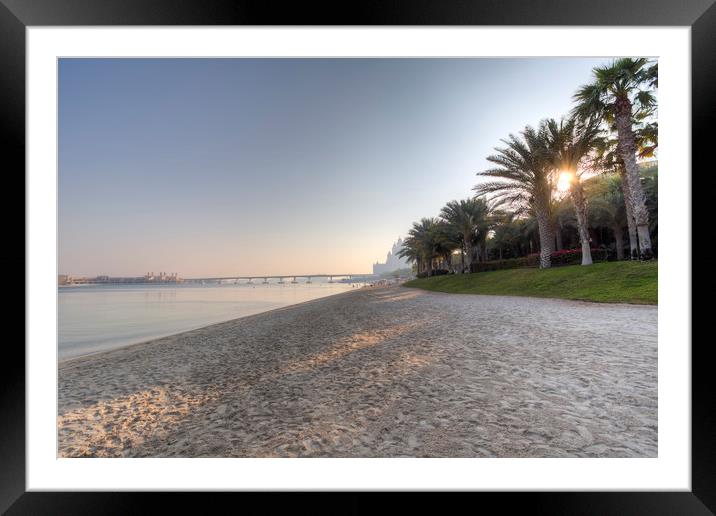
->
[58,285,657,457]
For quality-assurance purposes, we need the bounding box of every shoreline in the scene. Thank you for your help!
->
[58,285,657,458]
[60,271,652,368]
[59,283,646,366]
[59,285,370,367]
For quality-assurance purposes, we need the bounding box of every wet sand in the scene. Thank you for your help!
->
[58,285,657,458]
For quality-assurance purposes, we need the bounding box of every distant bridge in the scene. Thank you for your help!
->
[183,273,375,284]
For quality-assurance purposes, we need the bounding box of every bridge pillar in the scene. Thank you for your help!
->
[328,276,334,283]
[307,276,312,284]
[263,278,268,284]
[291,276,298,284]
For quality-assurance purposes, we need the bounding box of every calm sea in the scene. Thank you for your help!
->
[58,280,362,360]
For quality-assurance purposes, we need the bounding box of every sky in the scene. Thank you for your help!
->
[59,57,609,277]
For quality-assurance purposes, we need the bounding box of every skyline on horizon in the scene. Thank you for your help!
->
[59,57,610,277]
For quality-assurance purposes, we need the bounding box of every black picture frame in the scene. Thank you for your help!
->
[2,0,710,513]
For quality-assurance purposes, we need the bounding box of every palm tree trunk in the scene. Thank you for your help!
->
[620,169,639,259]
[463,234,472,273]
[613,223,625,260]
[615,96,653,259]
[534,197,555,269]
[570,182,593,265]
[554,222,564,251]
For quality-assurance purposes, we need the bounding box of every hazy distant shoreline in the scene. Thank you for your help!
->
[58,285,657,458]
[58,281,367,361]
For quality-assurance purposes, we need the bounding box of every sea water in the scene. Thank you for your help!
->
[58,280,361,360]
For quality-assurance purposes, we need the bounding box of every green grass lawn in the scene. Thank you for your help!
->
[403,261,657,305]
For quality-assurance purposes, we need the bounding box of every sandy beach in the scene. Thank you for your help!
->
[58,285,657,458]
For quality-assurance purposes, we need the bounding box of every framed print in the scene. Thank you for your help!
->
[3,0,712,512]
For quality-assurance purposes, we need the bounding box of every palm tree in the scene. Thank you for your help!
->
[641,164,658,251]
[637,122,658,159]
[544,117,603,265]
[592,136,637,258]
[552,196,576,251]
[475,124,555,268]
[520,215,541,255]
[592,128,657,259]
[396,237,421,275]
[572,58,657,259]
[439,197,491,273]
[472,198,496,263]
[398,218,441,276]
[432,221,460,272]
[587,174,627,260]
[487,211,534,260]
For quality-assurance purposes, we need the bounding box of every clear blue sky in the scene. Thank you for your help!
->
[59,57,608,277]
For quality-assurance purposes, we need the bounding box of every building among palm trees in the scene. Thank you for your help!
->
[373,238,410,275]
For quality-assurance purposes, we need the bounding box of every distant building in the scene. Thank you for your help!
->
[373,238,410,275]
[58,274,70,285]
